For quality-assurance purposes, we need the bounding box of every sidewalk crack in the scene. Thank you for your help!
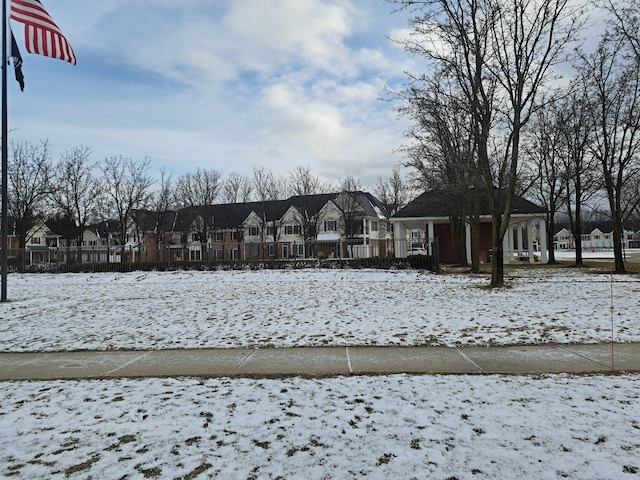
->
[103,351,153,376]
[230,349,257,375]
[345,347,353,373]
[555,344,614,370]
[455,348,485,373]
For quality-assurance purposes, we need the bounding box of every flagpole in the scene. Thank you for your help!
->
[1,0,8,302]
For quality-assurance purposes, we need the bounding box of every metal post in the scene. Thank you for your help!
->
[1,0,9,301]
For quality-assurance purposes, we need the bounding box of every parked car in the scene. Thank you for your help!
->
[407,247,428,256]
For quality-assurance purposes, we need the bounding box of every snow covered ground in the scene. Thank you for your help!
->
[1,267,639,479]
[2,374,639,479]
[2,267,639,351]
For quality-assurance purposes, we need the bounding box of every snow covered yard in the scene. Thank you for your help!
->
[1,268,639,351]
[2,374,639,479]
[1,267,639,479]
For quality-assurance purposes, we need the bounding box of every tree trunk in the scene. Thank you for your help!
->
[470,194,481,273]
[612,215,627,274]
[546,216,556,264]
[491,243,504,287]
[470,220,480,273]
[491,220,505,287]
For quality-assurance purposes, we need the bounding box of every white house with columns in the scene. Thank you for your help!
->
[391,190,548,265]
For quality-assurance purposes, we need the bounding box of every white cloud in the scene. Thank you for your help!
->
[12,0,415,190]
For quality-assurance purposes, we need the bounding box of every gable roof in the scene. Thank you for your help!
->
[288,193,338,216]
[174,200,291,230]
[393,189,546,219]
[330,191,389,219]
[86,220,121,238]
[131,209,176,232]
[131,191,387,233]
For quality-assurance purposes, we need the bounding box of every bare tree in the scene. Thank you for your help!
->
[147,168,176,258]
[339,174,362,193]
[390,0,583,286]
[394,76,481,268]
[374,166,410,217]
[176,167,221,207]
[101,155,153,254]
[251,167,287,257]
[287,166,333,258]
[555,87,600,266]
[7,140,53,260]
[252,166,285,202]
[50,146,101,264]
[580,33,640,273]
[528,103,566,264]
[288,165,332,196]
[222,172,253,203]
[607,0,640,59]
[335,175,364,258]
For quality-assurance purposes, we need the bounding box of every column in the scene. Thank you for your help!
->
[527,220,535,263]
[363,219,367,259]
[427,221,435,255]
[394,222,407,257]
[517,222,524,256]
[503,225,511,264]
[539,218,548,263]
[465,222,472,265]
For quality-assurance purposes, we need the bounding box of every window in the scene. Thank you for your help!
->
[89,240,97,246]
[215,232,223,242]
[231,231,239,240]
[266,227,274,236]
[248,226,259,236]
[293,244,304,257]
[324,220,337,231]
[215,249,224,260]
[250,244,260,257]
[285,225,301,235]
[192,233,201,242]
[268,244,276,257]
[31,237,41,244]
[190,249,201,261]
[371,221,378,231]
[232,249,239,260]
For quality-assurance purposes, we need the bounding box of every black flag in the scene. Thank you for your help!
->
[10,31,25,91]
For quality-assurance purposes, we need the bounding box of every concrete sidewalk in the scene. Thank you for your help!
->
[1,343,639,381]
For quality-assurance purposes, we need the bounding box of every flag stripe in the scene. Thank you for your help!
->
[10,0,76,65]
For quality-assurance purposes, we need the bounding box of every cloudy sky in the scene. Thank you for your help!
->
[7,0,417,189]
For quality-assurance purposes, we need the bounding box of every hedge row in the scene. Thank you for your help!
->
[14,255,437,273]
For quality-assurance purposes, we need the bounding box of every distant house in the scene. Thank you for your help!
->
[81,221,121,263]
[130,191,393,262]
[391,189,549,264]
[554,222,639,250]
[24,219,59,265]
[51,219,121,264]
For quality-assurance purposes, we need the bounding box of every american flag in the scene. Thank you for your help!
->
[10,0,76,65]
